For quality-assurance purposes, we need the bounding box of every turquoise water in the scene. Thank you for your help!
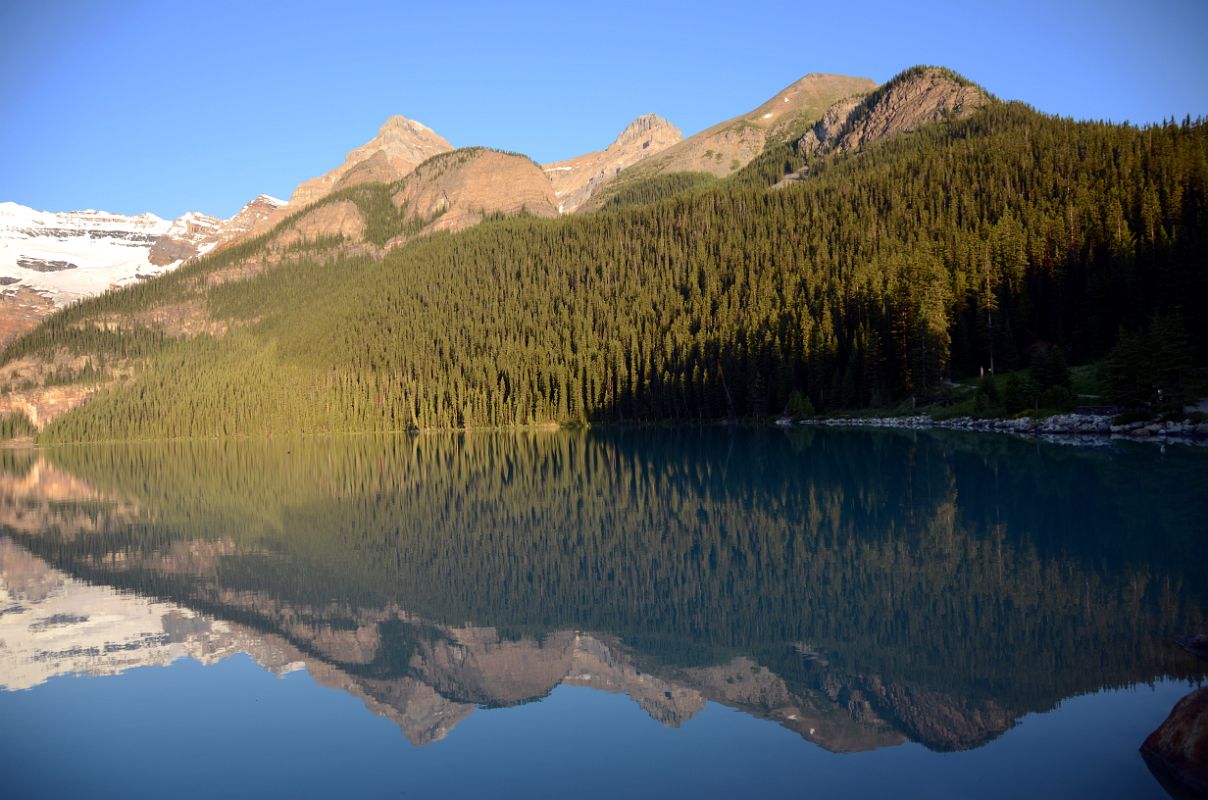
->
[0,428,1204,798]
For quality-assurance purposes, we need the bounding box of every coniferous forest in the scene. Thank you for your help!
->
[4,92,1206,441]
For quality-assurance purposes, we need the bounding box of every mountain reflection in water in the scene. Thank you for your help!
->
[0,428,1204,756]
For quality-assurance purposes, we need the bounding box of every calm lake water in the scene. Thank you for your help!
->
[0,428,1204,799]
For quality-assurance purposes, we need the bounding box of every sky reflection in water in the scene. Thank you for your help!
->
[0,428,1204,798]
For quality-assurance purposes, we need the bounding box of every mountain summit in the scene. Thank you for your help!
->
[613,73,876,183]
[290,115,455,208]
[797,66,990,160]
[220,116,456,246]
[543,114,682,213]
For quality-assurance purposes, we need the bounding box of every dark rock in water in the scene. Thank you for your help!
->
[1141,686,1208,798]
[17,256,78,272]
[0,277,19,285]
[1178,635,1208,662]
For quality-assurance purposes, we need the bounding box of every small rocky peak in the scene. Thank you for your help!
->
[797,66,991,158]
[367,115,453,154]
[612,114,682,149]
[252,194,288,209]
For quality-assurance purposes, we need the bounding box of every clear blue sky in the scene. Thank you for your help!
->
[2,0,1206,220]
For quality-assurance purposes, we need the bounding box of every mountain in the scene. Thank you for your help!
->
[0,202,179,303]
[0,532,910,748]
[147,211,225,265]
[1,65,1204,438]
[391,148,559,235]
[594,73,875,193]
[790,66,990,169]
[543,114,682,212]
[293,116,454,206]
[211,193,288,246]
[261,147,560,256]
[0,197,293,351]
[0,529,904,750]
[0,202,219,349]
[222,116,456,247]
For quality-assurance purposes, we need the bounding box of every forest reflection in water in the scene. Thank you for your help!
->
[0,426,1204,756]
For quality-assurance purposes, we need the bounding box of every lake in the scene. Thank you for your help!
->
[0,427,1204,798]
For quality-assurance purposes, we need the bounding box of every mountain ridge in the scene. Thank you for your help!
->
[543,113,683,212]
[1,65,1202,438]
[601,73,877,184]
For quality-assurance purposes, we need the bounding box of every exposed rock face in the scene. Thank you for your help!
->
[332,150,401,192]
[390,148,559,239]
[300,620,382,665]
[0,350,142,429]
[797,67,990,158]
[543,114,682,212]
[213,117,454,251]
[0,383,97,429]
[274,200,365,248]
[352,676,475,745]
[1141,687,1208,797]
[619,73,876,182]
[795,96,864,157]
[16,257,77,272]
[0,288,56,351]
[212,194,288,247]
[148,211,224,265]
[292,116,454,209]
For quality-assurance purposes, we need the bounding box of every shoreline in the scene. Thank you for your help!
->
[800,413,1208,446]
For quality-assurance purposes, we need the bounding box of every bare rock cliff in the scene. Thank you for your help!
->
[217,117,454,249]
[292,116,453,208]
[213,194,288,247]
[148,211,224,266]
[798,67,990,158]
[626,73,877,181]
[543,114,682,213]
[390,148,559,241]
[274,200,366,249]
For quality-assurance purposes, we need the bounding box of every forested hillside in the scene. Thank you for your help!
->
[4,72,1206,440]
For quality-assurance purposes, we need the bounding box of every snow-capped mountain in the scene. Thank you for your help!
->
[0,194,289,304]
[0,197,288,350]
[0,202,177,305]
[146,210,224,266]
[213,193,288,244]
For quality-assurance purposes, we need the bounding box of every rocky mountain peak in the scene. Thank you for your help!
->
[211,193,289,247]
[251,193,288,208]
[378,114,435,136]
[147,210,224,265]
[288,116,454,209]
[796,66,990,159]
[582,73,877,200]
[542,114,683,213]
[612,114,681,149]
[388,148,559,240]
[357,115,452,165]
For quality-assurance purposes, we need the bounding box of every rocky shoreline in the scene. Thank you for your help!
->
[800,413,1208,445]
